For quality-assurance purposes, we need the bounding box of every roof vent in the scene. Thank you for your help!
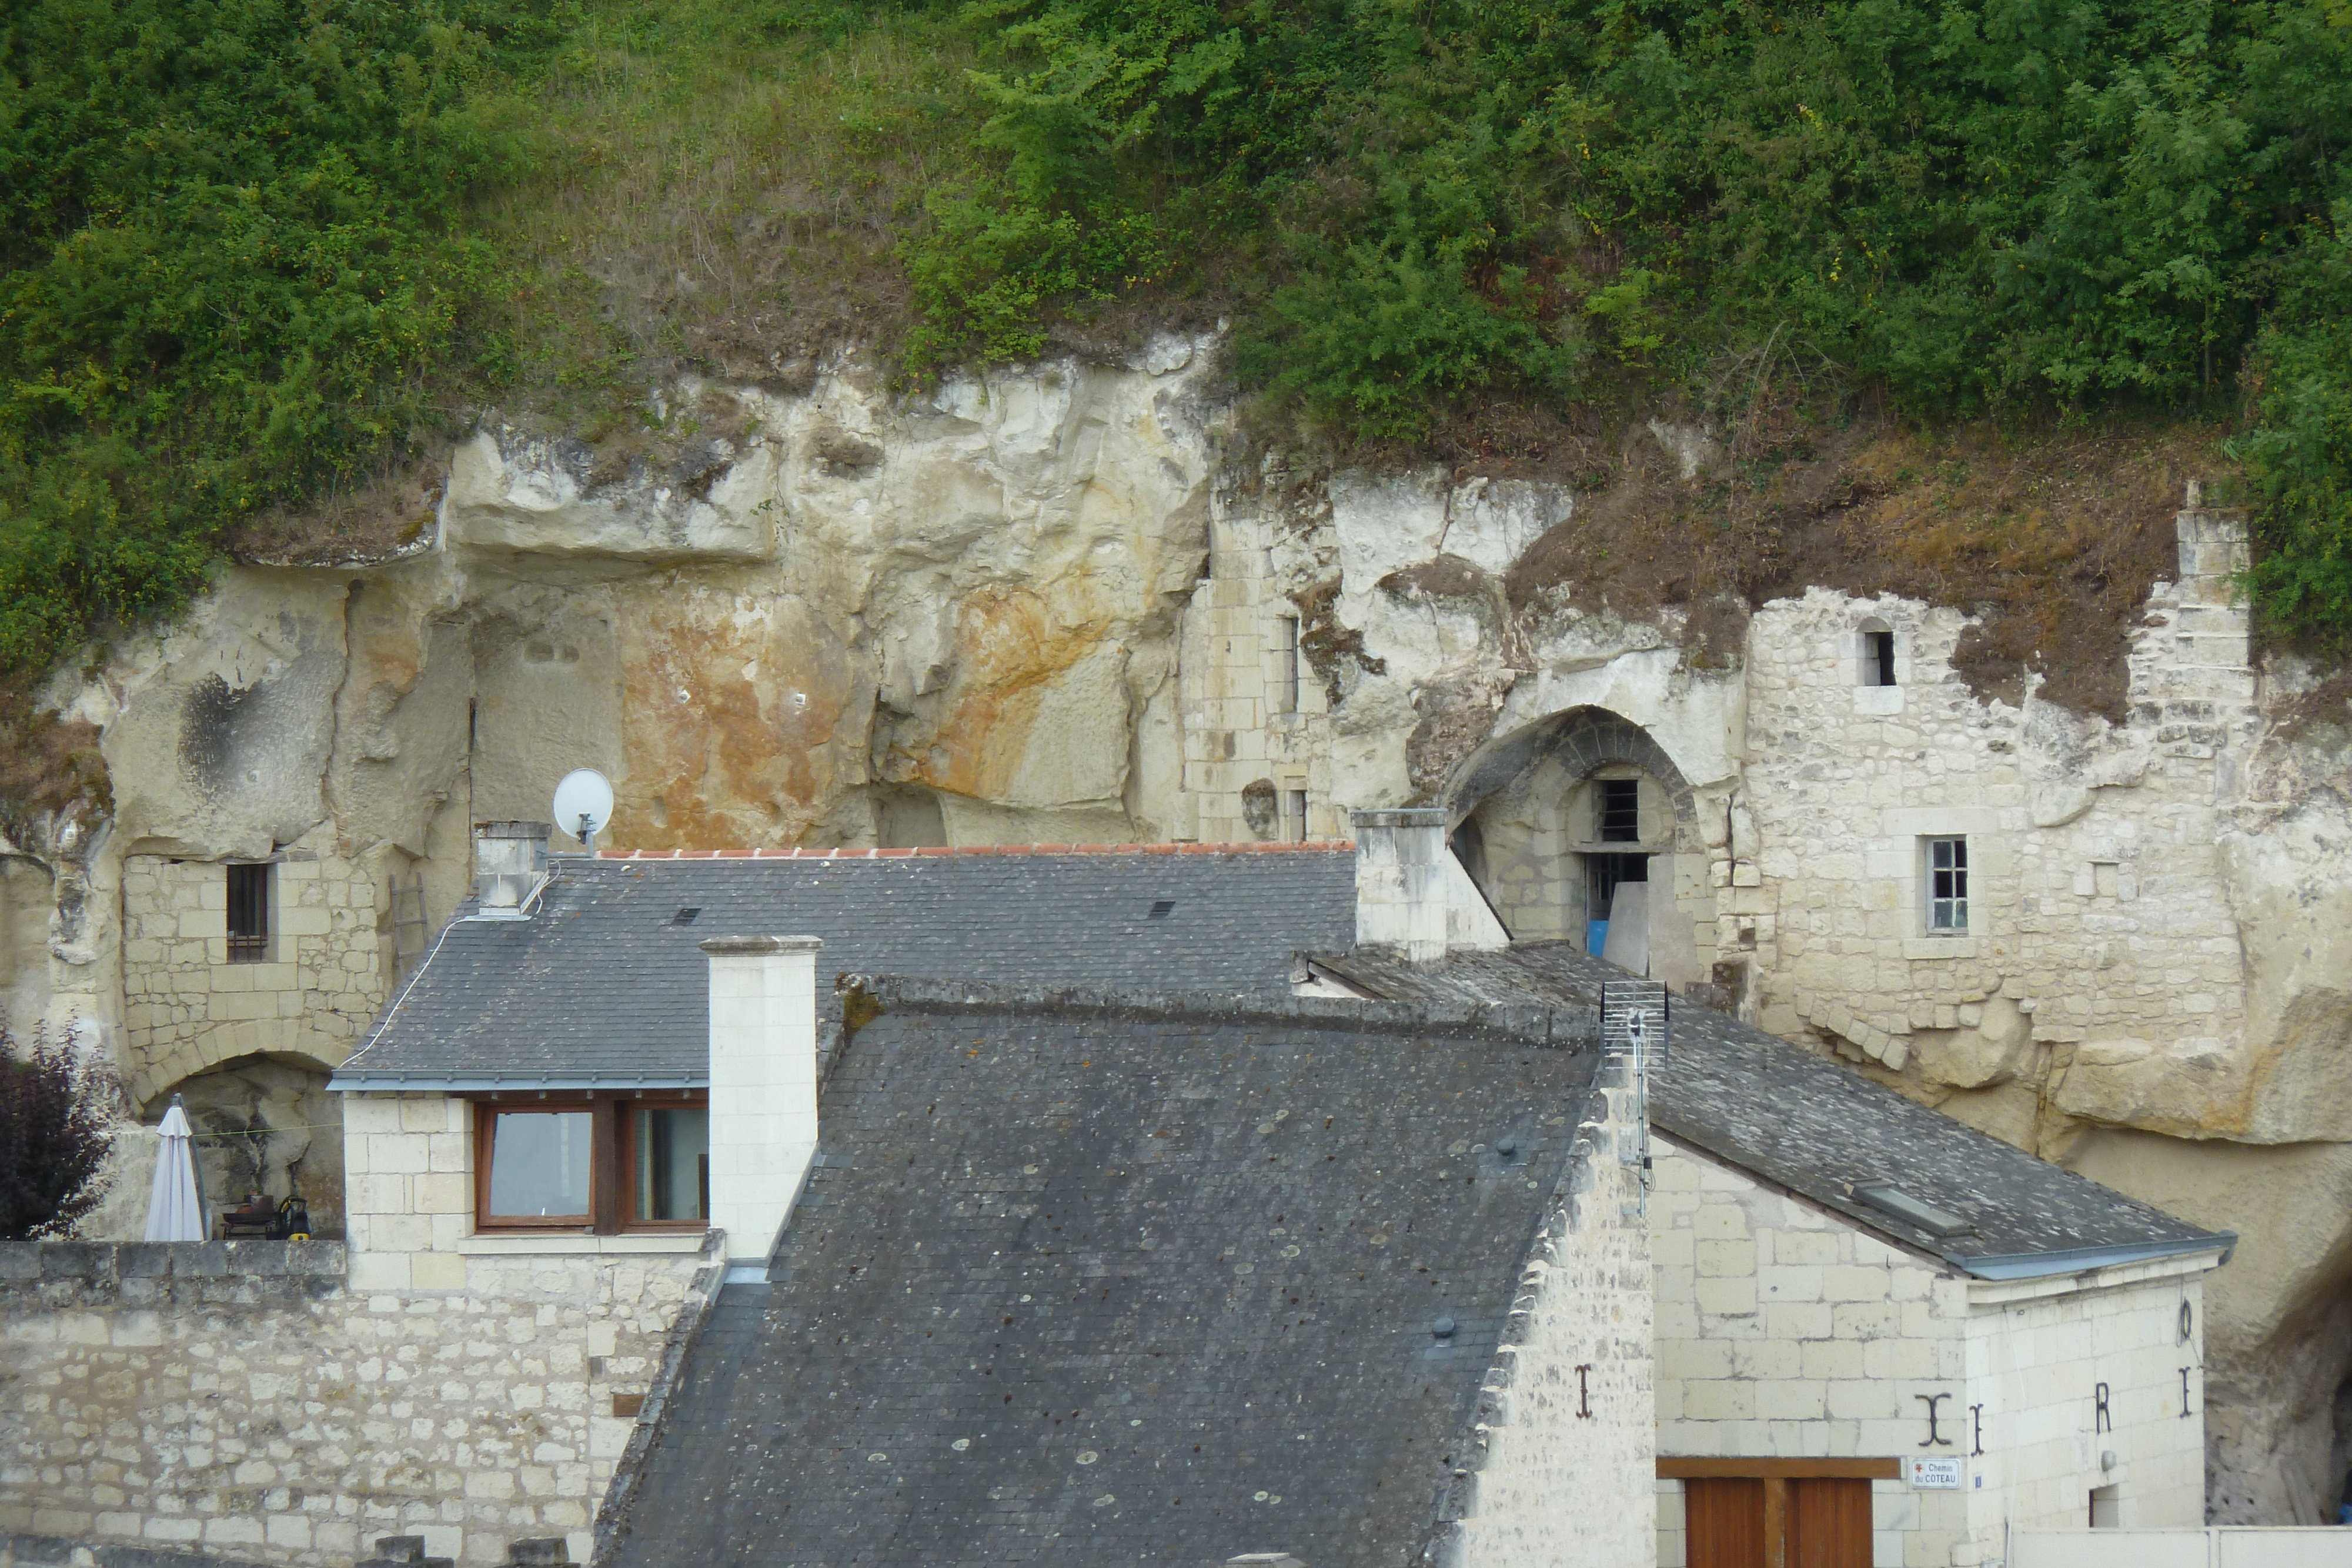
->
[671,907,702,927]
[1852,1182,1975,1239]
[1148,900,1175,920]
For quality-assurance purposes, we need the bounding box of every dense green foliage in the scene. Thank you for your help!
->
[916,0,2352,636]
[2,0,2350,676]
[0,0,543,672]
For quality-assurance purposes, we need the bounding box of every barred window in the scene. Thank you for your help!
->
[1925,837,1969,932]
[1596,778,1641,842]
[226,864,270,962]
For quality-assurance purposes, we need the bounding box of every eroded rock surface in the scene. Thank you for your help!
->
[2,346,2349,1523]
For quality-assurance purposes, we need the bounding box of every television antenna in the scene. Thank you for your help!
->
[1601,978,1669,1218]
[552,768,614,855]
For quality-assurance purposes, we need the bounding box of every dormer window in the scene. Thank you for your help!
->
[474,1091,709,1231]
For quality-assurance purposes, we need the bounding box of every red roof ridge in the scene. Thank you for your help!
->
[598,839,1355,860]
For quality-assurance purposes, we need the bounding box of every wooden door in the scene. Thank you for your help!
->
[1686,1476,1872,1568]
[1789,1477,1873,1567]
[1685,1477,1768,1568]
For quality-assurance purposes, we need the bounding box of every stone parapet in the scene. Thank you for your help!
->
[0,1239,345,1286]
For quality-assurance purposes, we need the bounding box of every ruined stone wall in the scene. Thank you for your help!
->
[1733,517,2258,1136]
[0,1238,711,1568]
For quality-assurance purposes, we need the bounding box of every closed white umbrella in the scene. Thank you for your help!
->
[143,1096,206,1242]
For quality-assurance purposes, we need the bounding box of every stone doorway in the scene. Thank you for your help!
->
[1444,706,1711,984]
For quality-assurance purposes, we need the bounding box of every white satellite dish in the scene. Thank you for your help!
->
[552,768,615,854]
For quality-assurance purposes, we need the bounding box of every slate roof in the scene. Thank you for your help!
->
[606,980,1602,1568]
[330,845,1355,1089]
[1308,942,2234,1280]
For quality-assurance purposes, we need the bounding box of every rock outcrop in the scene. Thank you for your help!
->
[4,342,2351,1524]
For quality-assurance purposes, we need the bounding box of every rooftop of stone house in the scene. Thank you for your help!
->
[602,977,1605,1568]
[332,844,1355,1090]
[1307,942,2234,1281]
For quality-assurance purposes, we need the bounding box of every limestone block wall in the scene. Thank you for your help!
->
[1650,1136,2211,1566]
[1735,513,2257,1108]
[1175,506,1344,845]
[1444,1076,1657,1568]
[0,1229,711,1568]
[121,831,395,1106]
[1963,1267,2210,1537]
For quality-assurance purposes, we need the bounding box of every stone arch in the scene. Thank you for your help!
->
[1443,707,1712,977]
[142,1049,346,1237]
[1445,706,1701,848]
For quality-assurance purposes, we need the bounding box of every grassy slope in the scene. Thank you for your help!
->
[1,0,2346,748]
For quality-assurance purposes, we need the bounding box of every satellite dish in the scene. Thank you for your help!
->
[552,768,615,853]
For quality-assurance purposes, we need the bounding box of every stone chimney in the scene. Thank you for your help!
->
[473,821,550,917]
[1353,808,1449,962]
[701,935,823,1268]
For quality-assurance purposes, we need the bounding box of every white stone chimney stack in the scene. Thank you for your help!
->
[701,935,823,1266]
[474,821,550,915]
[1353,808,1450,963]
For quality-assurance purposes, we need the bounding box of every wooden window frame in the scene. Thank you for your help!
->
[1925,835,1969,933]
[469,1091,710,1235]
[617,1092,713,1231]
[473,1097,597,1231]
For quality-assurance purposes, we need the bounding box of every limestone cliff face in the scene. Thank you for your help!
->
[5,345,2352,1524]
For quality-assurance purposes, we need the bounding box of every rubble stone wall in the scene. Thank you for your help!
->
[0,1238,711,1568]
[1446,1076,1657,1568]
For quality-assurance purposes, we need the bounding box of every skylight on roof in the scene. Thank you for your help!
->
[1148,900,1175,919]
[1852,1182,1974,1239]
[671,907,702,926]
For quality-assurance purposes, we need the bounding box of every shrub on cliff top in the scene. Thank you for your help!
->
[0,0,549,676]
[4,0,2351,677]
[0,1024,121,1240]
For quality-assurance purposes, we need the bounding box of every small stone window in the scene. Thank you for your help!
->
[1275,616,1304,714]
[1595,778,1641,843]
[1924,836,1969,932]
[226,863,270,963]
[1859,621,1897,687]
[1284,788,1309,842]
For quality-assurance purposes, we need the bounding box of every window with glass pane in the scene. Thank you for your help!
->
[1927,837,1969,931]
[634,1107,709,1222]
[485,1111,593,1220]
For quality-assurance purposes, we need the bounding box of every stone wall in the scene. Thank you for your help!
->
[0,1231,713,1568]
[1734,548,2256,1122]
[1444,1074,1656,1568]
[1650,1135,2210,1566]
[119,835,393,1108]
[1174,489,1344,845]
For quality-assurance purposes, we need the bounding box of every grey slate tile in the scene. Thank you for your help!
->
[1311,941,2230,1271]
[603,993,1598,1568]
[336,850,1355,1086]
